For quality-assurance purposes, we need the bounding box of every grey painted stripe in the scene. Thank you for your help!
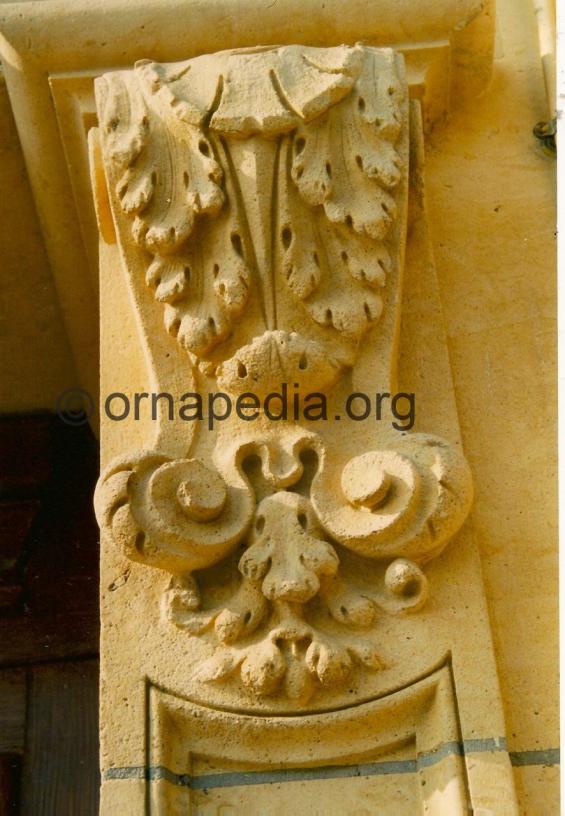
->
[162,760,417,790]
[105,767,145,780]
[509,748,560,767]
[106,760,417,789]
[103,740,560,789]
[464,737,508,753]
[417,737,508,769]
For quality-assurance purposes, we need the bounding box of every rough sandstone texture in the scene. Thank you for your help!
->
[91,39,517,814]
[0,0,556,812]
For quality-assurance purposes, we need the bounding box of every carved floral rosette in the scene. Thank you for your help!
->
[93,44,473,703]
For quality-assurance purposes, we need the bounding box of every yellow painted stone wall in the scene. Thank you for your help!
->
[0,76,76,413]
[426,0,558,811]
[0,0,557,811]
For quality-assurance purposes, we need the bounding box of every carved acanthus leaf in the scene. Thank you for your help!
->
[144,150,251,357]
[98,71,223,253]
[97,73,251,358]
[239,492,338,603]
[93,45,474,704]
[166,575,268,644]
[278,164,387,336]
[321,558,429,628]
[290,51,402,239]
[96,423,471,700]
[97,45,406,363]
[216,330,343,397]
[277,48,405,341]
[193,617,385,700]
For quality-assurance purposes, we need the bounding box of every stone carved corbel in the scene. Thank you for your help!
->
[93,44,473,704]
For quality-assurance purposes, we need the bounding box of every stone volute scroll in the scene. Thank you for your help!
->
[93,44,474,708]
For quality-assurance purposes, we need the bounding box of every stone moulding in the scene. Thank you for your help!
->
[143,663,470,814]
[93,44,473,705]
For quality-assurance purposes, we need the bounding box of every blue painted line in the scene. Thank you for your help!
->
[103,739,560,789]
[105,767,145,780]
[184,759,418,790]
[509,748,560,767]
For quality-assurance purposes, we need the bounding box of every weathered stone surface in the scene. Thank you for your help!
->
[90,39,518,814]
[0,0,556,811]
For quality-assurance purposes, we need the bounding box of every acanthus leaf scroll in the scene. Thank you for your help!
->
[93,44,473,703]
[96,44,404,372]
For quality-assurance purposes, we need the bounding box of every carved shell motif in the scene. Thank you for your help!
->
[95,45,406,371]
